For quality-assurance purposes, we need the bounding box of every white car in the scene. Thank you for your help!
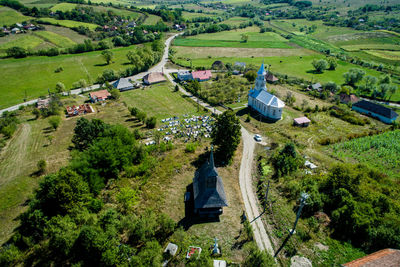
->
[254,134,262,142]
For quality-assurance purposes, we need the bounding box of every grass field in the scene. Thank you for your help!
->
[181,11,217,20]
[42,24,89,43]
[0,6,32,26]
[143,14,161,25]
[0,45,139,109]
[332,130,400,180]
[33,31,76,47]
[218,16,249,26]
[174,26,292,49]
[174,55,383,86]
[38,17,99,30]
[0,34,45,53]
[50,2,76,12]
[364,50,400,61]
[121,82,201,119]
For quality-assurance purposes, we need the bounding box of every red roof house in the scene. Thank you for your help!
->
[342,249,400,267]
[66,104,94,117]
[89,90,111,102]
[143,72,166,85]
[192,70,212,82]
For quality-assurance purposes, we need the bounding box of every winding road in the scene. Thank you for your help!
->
[0,33,275,256]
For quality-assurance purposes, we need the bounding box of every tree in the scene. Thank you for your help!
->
[101,50,113,65]
[241,33,249,43]
[325,81,338,93]
[343,68,365,87]
[71,118,108,150]
[55,82,65,93]
[109,89,121,100]
[363,75,378,94]
[32,108,41,119]
[379,74,391,85]
[6,46,27,58]
[37,159,47,175]
[244,70,257,82]
[243,244,276,267]
[312,59,328,73]
[271,143,303,177]
[211,111,241,164]
[174,85,179,92]
[48,116,61,130]
[327,57,337,70]
[137,111,147,123]
[285,92,296,106]
[388,84,397,100]
[129,107,139,117]
[117,187,138,212]
[145,116,157,129]
[127,50,139,65]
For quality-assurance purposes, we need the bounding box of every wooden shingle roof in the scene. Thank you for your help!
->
[353,100,398,119]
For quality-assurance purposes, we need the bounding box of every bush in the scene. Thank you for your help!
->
[109,89,121,100]
[145,116,157,129]
[54,66,63,73]
[37,159,46,175]
[185,142,197,153]
[48,116,61,130]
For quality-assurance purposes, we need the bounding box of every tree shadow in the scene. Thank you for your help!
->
[177,183,220,231]
[42,126,53,134]
[94,63,109,67]
[306,69,322,74]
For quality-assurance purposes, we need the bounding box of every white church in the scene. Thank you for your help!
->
[248,63,285,120]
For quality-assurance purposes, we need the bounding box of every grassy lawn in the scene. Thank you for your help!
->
[121,82,202,119]
[50,2,77,12]
[0,6,32,26]
[0,34,46,54]
[174,26,292,49]
[143,14,161,25]
[0,45,138,109]
[38,17,99,30]
[33,30,76,48]
[182,11,217,20]
[219,16,249,26]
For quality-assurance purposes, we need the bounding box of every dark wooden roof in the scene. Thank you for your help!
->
[193,149,228,209]
[353,100,398,119]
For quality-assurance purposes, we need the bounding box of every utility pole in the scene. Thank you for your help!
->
[264,180,270,212]
[274,192,309,258]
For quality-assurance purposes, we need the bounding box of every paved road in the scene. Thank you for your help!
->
[0,33,182,115]
[167,73,274,255]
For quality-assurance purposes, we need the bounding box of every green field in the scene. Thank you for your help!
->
[121,82,200,119]
[50,2,76,12]
[174,55,384,86]
[174,27,292,49]
[365,50,400,61]
[0,34,46,54]
[33,31,76,47]
[218,16,249,26]
[143,14,161,25]
[182,11,217,20]
[332,130,400,180]
[0,45,139,109]
[0,6,32,26]
[38,17,99,30]
[41,24,89,43]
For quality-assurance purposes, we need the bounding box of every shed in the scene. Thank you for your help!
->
[193,148,228,216]
[143,72,166,85]
[339,93,359,104]
[37,98,50,109]
[352,100,398,124]
[265,72,278,83]
[112,77,133,91]
[293,116,311,127]
[311,83,322,91]
[305,160,317,169]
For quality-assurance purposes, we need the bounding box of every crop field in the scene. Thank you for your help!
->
[332,130,400,180]
[218,16,249,26]
[42,24,89,43]
[33,31,76,47]
[143,14,161,25]
[182,11,217,20]
[364,50,400,61]
[174,46,316,59]
[0,45,139,109]
[0,6,32,26]
[90,5,143,18]
[121,82,201,119]
[38,17,99,30]
[50,2,76,12]
[174,26,292,49]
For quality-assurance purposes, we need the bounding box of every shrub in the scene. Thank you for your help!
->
[145,116,157,129]
[185,142,197,153]
[54,66,63,73]
[48,116,61,130]
[37,159,47,175]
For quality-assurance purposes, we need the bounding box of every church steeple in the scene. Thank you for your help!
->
[254,61,267,92]
[209,145,215,168]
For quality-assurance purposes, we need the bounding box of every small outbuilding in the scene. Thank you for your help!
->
[193,148,228,217]
[293,116,311,127]
[310,83,322,91]
[143,72,166,85]
[339,93,359,104]
[265,72,279,84]
[89,90,111,102]
[352,100,398,124]
[37,98,50,109]
[112,77,133,91]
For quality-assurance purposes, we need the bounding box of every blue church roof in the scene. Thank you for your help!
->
[257,63,265,75]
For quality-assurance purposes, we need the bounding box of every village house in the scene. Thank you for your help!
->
[342,248,400,267]
[248,63,285,120]
[192,70,212,82]
[66,104,94,117]
[293,116,311,127]
[339,93,359,104]
[265,72,279,84]
[192,148,228,217]
[143,72,166,85]
[177,70,193,81]
[112,77,133,91]
[89,90,111,102]
[352,100,398,124]
[310,82,322,91]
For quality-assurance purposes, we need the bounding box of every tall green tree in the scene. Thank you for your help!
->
[211,111,241,164]
[101,50,113,65]
[312,59,328,73]
[343,68,365,87]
